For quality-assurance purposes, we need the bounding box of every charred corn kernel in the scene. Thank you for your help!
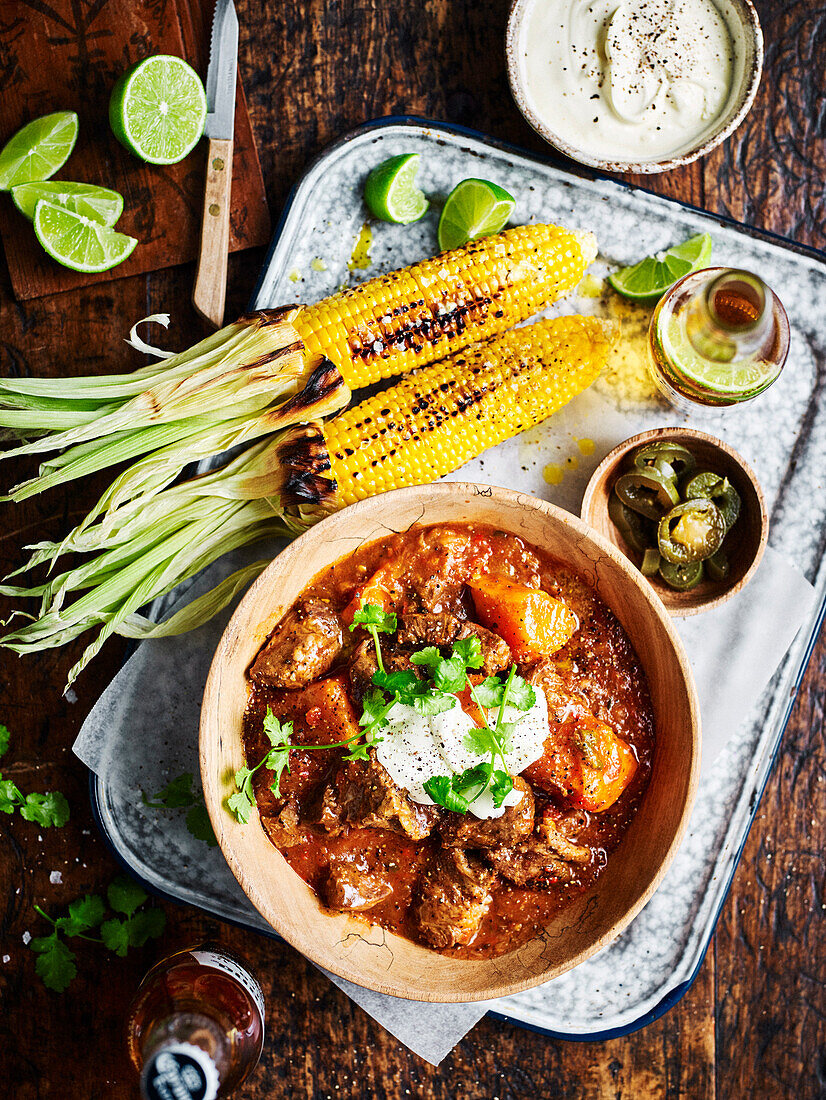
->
[294,224,597,389]
[325,315,617,506]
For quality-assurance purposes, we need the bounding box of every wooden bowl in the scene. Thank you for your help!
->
[581,428,768,616]
[200,483,700,1002]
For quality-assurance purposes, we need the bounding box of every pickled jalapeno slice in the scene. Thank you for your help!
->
[633,441,697,481]
[706,547,731,581]
[682,471,741,530]
[615,468,680,520]
[608,493,652,553]
[641,547,661,576]
[657,498,726,564]
[659,559,704,591]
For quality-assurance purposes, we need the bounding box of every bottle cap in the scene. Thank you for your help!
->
[141,1042,220,1100]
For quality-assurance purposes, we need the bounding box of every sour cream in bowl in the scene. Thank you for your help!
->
[506,0,763,173]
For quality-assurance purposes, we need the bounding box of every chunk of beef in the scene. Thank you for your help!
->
[439,777,535,848]
[397,613,512,675]
[402,529,471,613]
[486,810,591,886]
[527,658,587,722]
[250,599,345,689]
[316,755,439,841]
[347,637,421,704]
[415,848,496,949]
[258,799,304,849]
[319,861,394,912]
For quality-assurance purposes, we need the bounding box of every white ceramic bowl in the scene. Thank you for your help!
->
[505,0,763,174]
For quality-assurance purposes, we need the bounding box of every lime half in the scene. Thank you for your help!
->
[0,112,79,191]
[437,178,515,251]
[364,153,429,224]
[608,233,713,302]
[109,55,207,165]
[34,200,137,272]
[12,181,123,225]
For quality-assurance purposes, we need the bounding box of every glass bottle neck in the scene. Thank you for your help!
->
[685,270,773,362]
[140,1012,226,1100]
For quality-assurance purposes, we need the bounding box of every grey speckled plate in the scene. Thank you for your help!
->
[91,118,826,1040]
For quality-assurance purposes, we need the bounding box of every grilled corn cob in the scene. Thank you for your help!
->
[322,315,617,506]
[293,224,597,389]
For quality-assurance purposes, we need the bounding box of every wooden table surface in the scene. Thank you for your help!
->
[1,2,824,1096]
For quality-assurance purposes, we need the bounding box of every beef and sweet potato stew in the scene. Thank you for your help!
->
[242,523,654,958]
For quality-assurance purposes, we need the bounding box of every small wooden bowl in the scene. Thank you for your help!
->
[581,428,768,617]
[200,483,700,1002]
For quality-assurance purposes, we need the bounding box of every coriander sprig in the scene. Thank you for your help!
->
[142,772,217,847]
[0,723,69,828]
[30,876,166,992]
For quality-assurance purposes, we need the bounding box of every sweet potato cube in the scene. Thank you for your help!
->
[270,674,361,746]
[468,578,578,660]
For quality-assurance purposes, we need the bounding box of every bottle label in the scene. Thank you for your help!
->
[141,1043,220,1100]
[191,949,266,1024]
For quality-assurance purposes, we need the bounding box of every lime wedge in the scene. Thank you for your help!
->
[12,181,123,225]
[109,55,207,165]
[0,111,79,191]
[34,200,137,272]
[608,233,713,302]
[658,317,774,397]
[437,178,515,251]
[364,153,429,224]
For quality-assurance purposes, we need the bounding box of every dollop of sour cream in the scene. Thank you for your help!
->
[519,0,735,162]
[375,693,549,819]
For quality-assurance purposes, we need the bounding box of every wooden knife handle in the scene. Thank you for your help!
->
[192,136,234,327]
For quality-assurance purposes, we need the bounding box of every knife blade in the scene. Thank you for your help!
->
[192,0,239,326]
[204,0,239,140]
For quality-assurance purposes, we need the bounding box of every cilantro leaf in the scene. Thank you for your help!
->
[343,740,371,761]
[0,777,22,814]
[262,709,293,747]
[100,917,131,958]
[142,772,196,810]
[33,935,76,992]
[227,788,253,824]
[350,603,397,634]
[423,775,470,814]
[124,907,166,948]
[453,635,483,670]
[264,747,291,798]
[463,725,499,758]
[453,763,491,796]
[0,724,10,759]
[372,669,423,698]
[107,876,147,918]
[234,765,254,791]
[506,675,536,712]
[19,790,70,828]
[412,692,457,717]
[490,770,514,807]
[358,687,396,732]
[432,655,469,694]
[409,647,442,675]
[55,894,106,937]
[185,804,217,847]
[473,676,505,708]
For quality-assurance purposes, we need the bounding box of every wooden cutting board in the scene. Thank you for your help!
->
[0,0,271,300]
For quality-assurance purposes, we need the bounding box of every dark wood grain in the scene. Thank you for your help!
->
[0,1,824,1097]
[0,0,270,300]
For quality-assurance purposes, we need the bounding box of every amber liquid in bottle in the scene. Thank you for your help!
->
[127,944,265,1100]
[648,267,790,409]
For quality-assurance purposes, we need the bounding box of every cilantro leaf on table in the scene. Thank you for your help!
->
[350,603,397,634]
[107,876,147,918]
[0,777,23,814]
[100,918,132,958]
[19,790,70,828]
[0,724,10,759]
[32,934,77,992]
[55,894,107,937]
[123,907,166,948]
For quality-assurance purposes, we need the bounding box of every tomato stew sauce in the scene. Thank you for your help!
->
[243,524,654,959]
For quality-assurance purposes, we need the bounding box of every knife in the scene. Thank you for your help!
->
[192,0,239,326]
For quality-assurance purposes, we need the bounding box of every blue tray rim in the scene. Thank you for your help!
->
[89,113,826,1046]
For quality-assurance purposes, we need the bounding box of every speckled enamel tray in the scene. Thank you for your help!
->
[89,118,826,1040]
